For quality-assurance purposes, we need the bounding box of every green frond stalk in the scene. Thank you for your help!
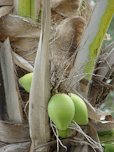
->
[98,129,114,143]
[18,0,31,18]
[31,0,41,21]
[70,0,114,82]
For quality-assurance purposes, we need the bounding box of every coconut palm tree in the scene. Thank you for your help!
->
[0,0,114,152]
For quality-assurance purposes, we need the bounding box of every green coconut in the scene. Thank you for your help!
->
[58,129,70,138]
[69,93,88,125]
[19,73,33,93]
[103,143,114,152]
[48,93,75,130]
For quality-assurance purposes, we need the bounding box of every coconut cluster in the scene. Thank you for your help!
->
[19,73,88,138]
[48,93,88,138]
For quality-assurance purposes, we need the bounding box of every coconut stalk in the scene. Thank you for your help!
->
[29,0,51,151]
[17,0,41,20]
[31,0,41,21]
[13,0,18,14]
[87,48,114,106]
[18,0,31,18]
[68,0,114,92]
[98,129,114,143]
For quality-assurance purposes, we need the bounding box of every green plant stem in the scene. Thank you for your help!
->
[18,0,31,18]
[98,129,114,143]
[31,0,41,21]
[69,0,114,84]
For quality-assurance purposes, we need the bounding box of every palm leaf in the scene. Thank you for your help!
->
[29,0,51,151]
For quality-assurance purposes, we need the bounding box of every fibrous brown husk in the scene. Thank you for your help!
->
[51,0,83,17]
[50,0,91,93]
[50,16,86,92]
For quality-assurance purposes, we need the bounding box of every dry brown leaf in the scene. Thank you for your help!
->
[0,0,13,6]
[0,6,13,18]
[97,49,114,81]
[0,15,40,41]
[0,38,23,123]
[55,16,85,51]
[12,39,38,52]
[87,49,114,106]
[0,120,30,143]
[87,106,103,122]
[0,142,30,152]
[72,145,88,152]
[0,142,6,148]
[95,121,114,132]
[13,52,34,72]
[51,0,83,17]
[11,38,38,62]
[51,0,63,8]
[88,122,101,145]
[0,15,40,62]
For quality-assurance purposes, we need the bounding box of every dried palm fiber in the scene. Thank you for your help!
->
[50,0,91,93]
[51,0,83,17]
[50,17,86,92]
[51,0,91,23]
